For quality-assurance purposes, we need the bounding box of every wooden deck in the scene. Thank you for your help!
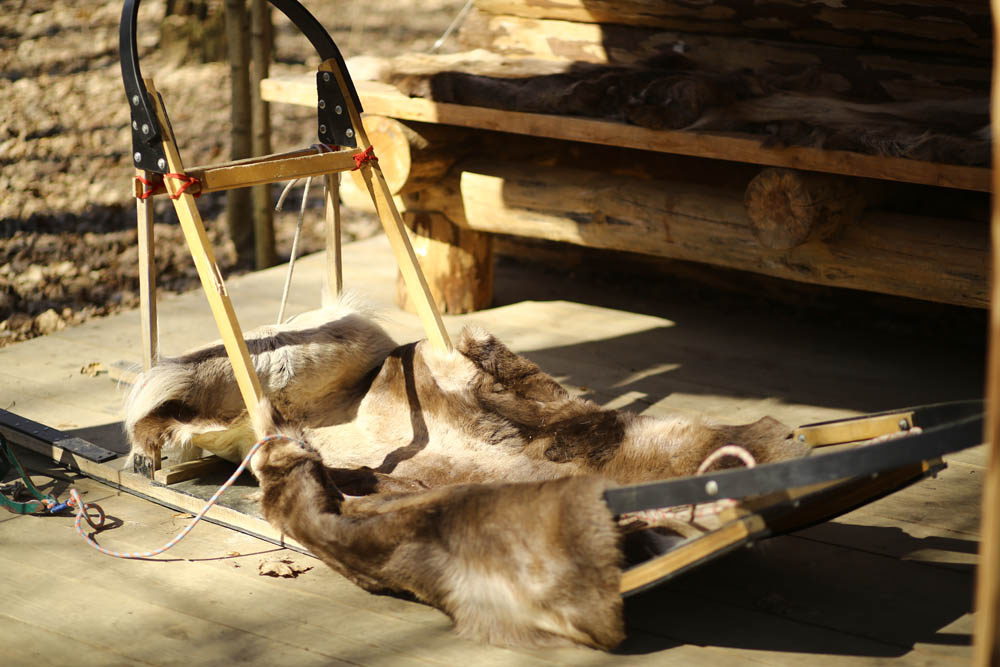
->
[0,234,988,665]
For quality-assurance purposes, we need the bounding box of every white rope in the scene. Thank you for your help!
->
[274,145,332,324]
[430,0,475,52]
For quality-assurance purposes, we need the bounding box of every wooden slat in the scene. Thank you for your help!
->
[793,412,915,448]
[260,76,990,192]
[621,515,764,593]
[152,455,232,485]
[134,168,158,372]
[187,148,361,194]
[325,172,343,300]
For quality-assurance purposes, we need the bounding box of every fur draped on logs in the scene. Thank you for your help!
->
[123,300,809,649]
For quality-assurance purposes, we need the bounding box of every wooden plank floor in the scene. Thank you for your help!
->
[0,234,987,665]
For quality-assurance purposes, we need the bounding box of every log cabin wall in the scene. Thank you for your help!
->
[338,1,993,312]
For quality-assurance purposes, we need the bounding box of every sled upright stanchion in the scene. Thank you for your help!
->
[121,0,451,480]
[320,58,452,353]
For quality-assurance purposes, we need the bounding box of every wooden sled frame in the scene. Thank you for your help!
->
[120,0,451,480]
[618,401,982,595]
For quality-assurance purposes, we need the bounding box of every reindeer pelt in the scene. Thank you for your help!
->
[250,419,624,649]
[123,294,396,465]
[123,301,810,648]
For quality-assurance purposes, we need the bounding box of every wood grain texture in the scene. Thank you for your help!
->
[474,0,992,59]
[396,212,494,314]
[459,11,990,106]
[972,1,1000,660]
[404,158,988,307]
[744,168,875,250]
[260,77,989,191]
[135,169,158,371]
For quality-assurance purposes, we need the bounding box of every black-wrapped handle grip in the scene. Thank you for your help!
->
[120,0,361,172]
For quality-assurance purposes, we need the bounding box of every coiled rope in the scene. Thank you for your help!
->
[66,434,298,560]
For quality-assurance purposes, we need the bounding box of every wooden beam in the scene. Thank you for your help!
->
[473,0,992,59]
[458,12,990,104]
[406,158,988,308]
[972,2,1000,661]
[260,77,990,192]
[153,456,232,485]
[324,172,343,301]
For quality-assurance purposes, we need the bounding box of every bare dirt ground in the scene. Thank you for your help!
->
[0,0,464,345]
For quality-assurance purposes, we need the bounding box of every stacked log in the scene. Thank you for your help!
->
[330,1,991,311]
[470,0,991,60]
[401,157,987,308]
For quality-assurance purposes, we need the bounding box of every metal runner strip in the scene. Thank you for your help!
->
[0,409,118,463]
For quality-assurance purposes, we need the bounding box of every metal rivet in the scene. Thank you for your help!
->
[345,128,354,138]
[318,99,326,109]
[797,433,806,442]
[322,72,331,82]
[133,152,142,163]
[898,419,910,431]
[871,472,879,480]
[132,120,138,130]
[141,123,150,135]
[792,500,801,509]
[319,124,327,134]
[156,158,166,170]
[705,480,719,496]
[334,105,342,115]
[131,94,140,106]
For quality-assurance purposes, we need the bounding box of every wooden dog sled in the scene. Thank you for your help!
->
[109,0,987,601]
[0,398,983,605]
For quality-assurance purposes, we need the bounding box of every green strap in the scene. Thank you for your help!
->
[0,435,56,515]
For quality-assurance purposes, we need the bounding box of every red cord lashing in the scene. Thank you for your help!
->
[134,173,201,199]
[165,172,201,199]
[135,174,165,200]
[352,145,378,171]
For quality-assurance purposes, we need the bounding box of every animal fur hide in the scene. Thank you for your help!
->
[124,299,809,649]
[386,51,989,166]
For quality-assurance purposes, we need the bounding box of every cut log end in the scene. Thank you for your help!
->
[744,168,868,250]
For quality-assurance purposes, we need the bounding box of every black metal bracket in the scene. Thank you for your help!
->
[0,409,119,464]
[119,0,360,173]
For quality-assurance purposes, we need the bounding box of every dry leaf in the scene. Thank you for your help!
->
[258,558,313,578]
[80,362,105,377]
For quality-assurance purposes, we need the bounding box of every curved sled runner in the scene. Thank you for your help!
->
[615,400,983,595]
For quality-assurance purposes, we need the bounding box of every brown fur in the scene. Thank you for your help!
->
[251,409,624,649]
[124,305,810,649]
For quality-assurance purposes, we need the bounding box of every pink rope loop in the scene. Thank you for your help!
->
[68,434,302,560]
[696,444,757,475]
